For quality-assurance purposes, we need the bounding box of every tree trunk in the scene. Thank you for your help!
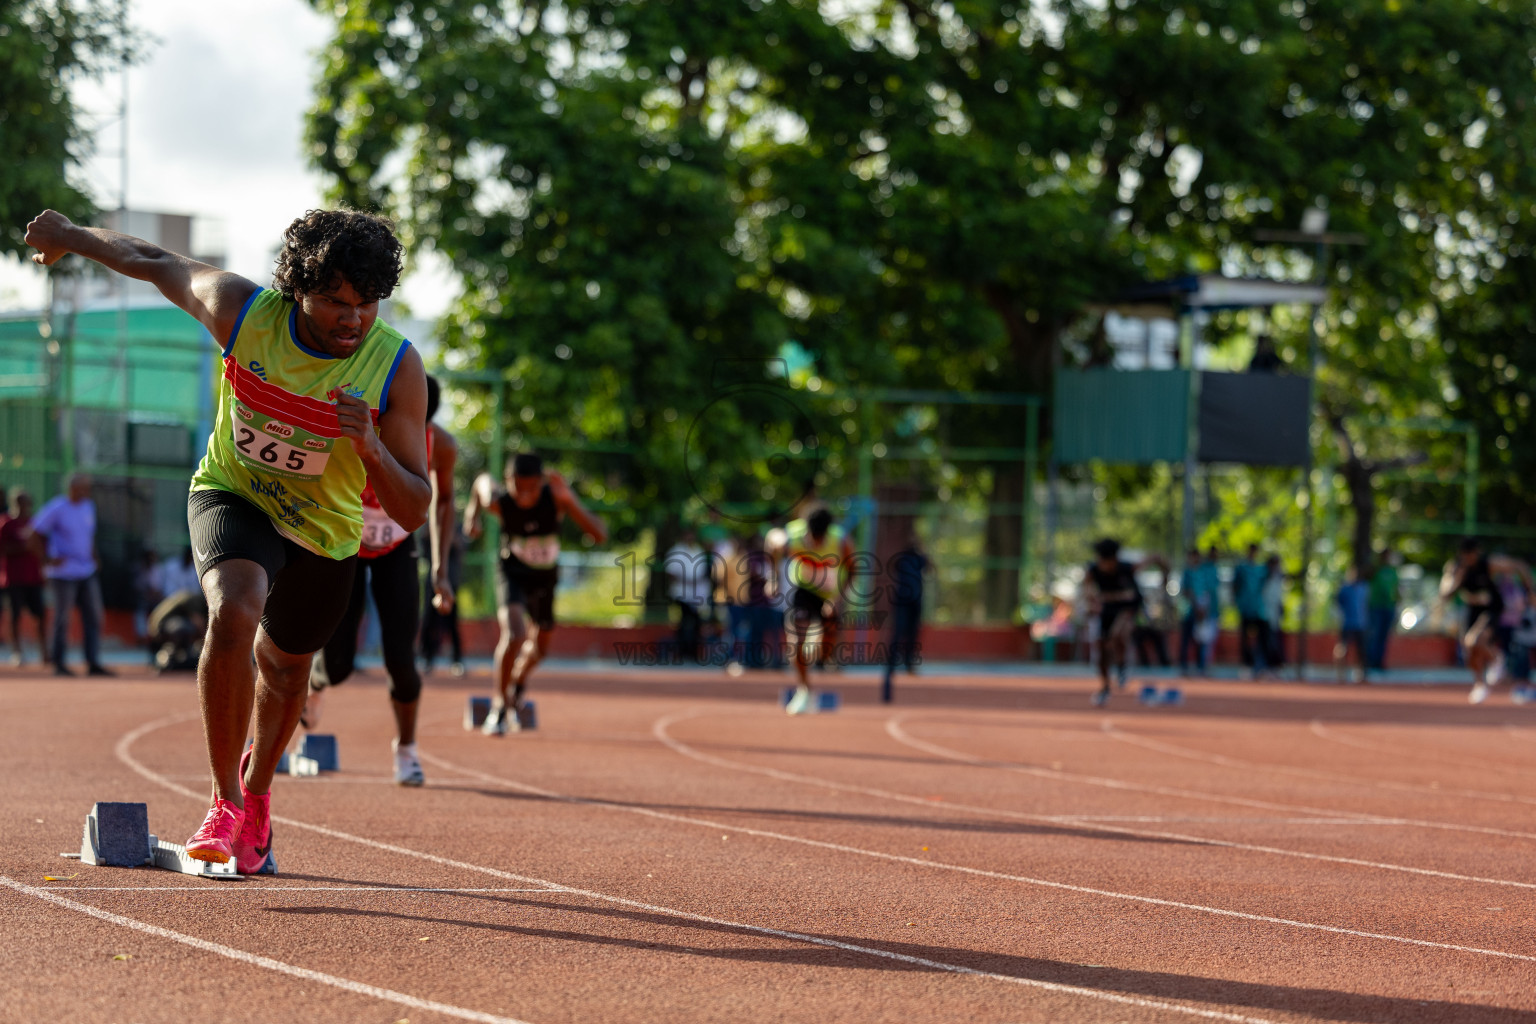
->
[1338,456,1376,575]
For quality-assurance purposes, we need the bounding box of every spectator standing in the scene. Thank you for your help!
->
[1335,567,1369,684]
[714,532,751,674]
[1261,555,1286,670]
[882,530,929,703]
[664,528,710,663]
[742,533,779,668]
[32,474,112,676]
[0,494,8,653]
[1366,550,1400,672]
[1234,544,1270,677]
[0,490,47,665]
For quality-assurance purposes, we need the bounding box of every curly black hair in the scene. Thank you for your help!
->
[272,209,403,302]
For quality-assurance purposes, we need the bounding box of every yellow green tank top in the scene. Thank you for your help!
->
[786,519,845,599]
[190,288,412,559]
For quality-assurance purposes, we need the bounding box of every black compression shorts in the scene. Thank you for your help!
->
[791,586,837,624]
[188,488,358,655]
[495,559,557,631]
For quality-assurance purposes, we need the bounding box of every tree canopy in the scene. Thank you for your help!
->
[308,0,1536,616]
[0,1,129,257]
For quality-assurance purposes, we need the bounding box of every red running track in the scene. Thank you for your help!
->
[2,665,1534,1023]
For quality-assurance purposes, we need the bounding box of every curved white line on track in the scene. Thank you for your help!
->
[642,714,1532,960]
[111,715,1283,1024]
[1101,720,1536,809]
[645,712,1536,892]
[888,715,1536,843]
[0,875,532,1024]
[1309,720,1536,779]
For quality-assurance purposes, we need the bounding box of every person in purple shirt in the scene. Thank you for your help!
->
[32,473,112,677]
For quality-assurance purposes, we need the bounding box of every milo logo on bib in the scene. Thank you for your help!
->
[230,399,334,480]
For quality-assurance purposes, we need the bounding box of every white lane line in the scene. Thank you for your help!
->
[422,731,1536,963]
[115,718,1282,1024]
[888,715,1536,843]
[1309,720,1536,780]
[1101,721,1536,809]
[649,713,1536,891]
[0,875,532,1024]
[41,887,559,893]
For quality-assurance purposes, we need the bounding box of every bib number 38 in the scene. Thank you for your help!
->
[233,422,330,477]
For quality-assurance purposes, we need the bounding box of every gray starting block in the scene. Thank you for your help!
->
[465,695,491,730]
[74,801,274,879]
[298,733,339,772]
[780,688,840,712]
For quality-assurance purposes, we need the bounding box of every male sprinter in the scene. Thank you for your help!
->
[770,506,854,715]
[1082,539,1162,707]
[1441,538,1534,703]
[464,453,606,734]
[305,375,457,784]
[24,208,430,870]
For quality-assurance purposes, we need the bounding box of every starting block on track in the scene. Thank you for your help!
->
[515,701,538,731]
[465,695,491,729]
[780,687,840,712]
[72,801,274,878]
[297,733,339,772]
[1138,684,1183,707]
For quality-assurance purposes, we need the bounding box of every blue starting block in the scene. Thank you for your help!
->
[298,733,339,772]
[1138,684,1184,707]
[515,700,538,731]
[465,695,491,730]
[780,688,840,712]
[72,801,273,878]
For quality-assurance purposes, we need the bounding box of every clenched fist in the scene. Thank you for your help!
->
[25,210,78,266]
[335,390,380,461]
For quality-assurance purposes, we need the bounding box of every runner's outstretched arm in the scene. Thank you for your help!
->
[547,471,608,545]
[339,347,430,531]
[24,209,257,345]
[428,423,459,612]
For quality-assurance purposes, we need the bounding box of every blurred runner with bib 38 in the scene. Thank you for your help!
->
[464,453,607,734]
[23,207,432,872]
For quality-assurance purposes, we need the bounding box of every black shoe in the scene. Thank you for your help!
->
[87,664,116,677]
[54,665,75,677]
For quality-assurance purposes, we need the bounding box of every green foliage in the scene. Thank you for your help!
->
[306,0,1536,618]
[0,1,130,256]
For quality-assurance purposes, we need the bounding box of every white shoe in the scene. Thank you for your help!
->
[482,704,509,735]
[1469,682,1491,705]
[392,740,424,787]
[1487,656,1507,687]
[450,662,466,678]
[785,686,814,715]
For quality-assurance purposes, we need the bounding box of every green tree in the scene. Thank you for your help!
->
[308,0,1536,619]
[1,1,129,256]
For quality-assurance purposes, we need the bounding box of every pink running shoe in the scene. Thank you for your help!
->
[234,747,274,875]
[185,797,244,864]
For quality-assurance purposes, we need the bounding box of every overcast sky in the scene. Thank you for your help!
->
[0,0,456,316]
